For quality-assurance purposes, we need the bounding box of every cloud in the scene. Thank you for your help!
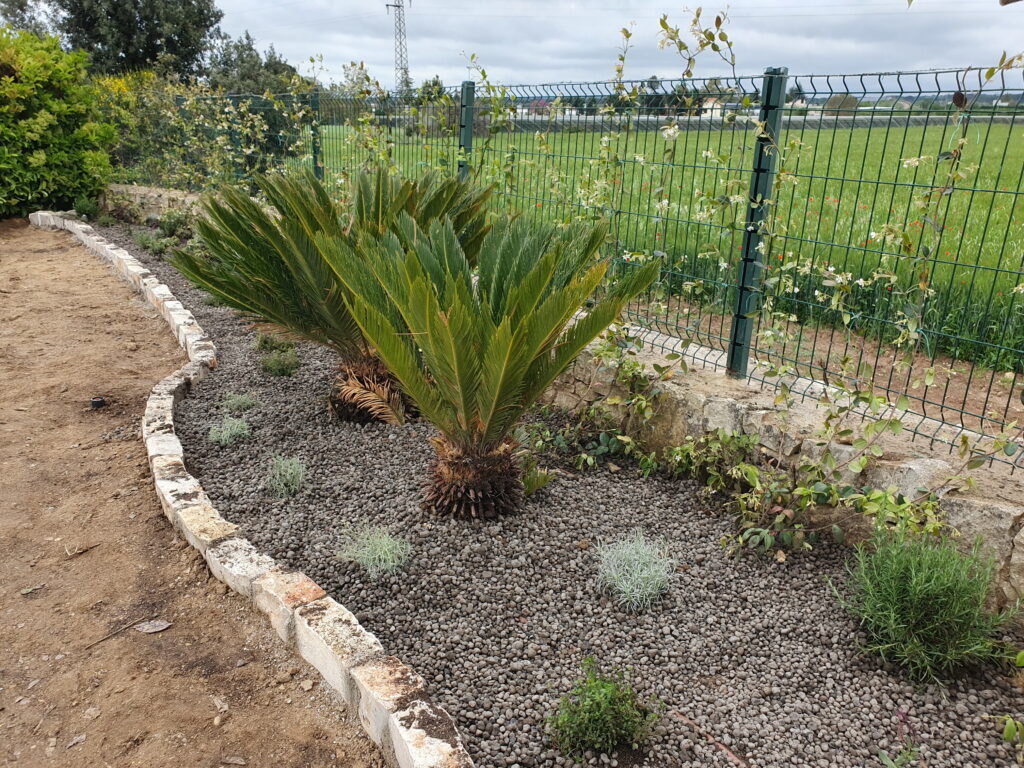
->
[217,0,1023,90]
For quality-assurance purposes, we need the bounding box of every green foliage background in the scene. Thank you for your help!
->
[0,27,113,217]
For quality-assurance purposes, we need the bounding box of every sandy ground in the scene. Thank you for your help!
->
[0,220,383,768]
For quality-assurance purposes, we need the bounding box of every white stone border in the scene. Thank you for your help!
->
[29,211,475,768]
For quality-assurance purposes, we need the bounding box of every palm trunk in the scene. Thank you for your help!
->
[423,437,523,519]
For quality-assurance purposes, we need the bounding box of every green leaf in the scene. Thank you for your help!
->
[831,525,844,544]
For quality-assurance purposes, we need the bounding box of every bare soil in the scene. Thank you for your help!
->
[0,220,382,768]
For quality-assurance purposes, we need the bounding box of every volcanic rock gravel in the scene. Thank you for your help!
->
[100,222,1024,768]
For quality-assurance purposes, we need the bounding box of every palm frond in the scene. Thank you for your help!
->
[334,378,405,425]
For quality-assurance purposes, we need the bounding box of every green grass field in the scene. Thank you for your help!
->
[318,118,1024,370]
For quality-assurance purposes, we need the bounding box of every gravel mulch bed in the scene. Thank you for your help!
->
[98,221,1024,768]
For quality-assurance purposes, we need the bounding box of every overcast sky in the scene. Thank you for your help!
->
[215,0,1024,90]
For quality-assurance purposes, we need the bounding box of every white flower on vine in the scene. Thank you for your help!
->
[701,149,716,159]
[633,154,647,166]
[654,198,671,215]
[660,123,680,141]
[902,156,931,168]
[855,278,869,287]
[719,261,729,271]
[1014,284,1024,295]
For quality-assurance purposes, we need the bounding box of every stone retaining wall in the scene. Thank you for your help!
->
[105,184,201,218]
[544,334,1024,609]
[28,210,474,768]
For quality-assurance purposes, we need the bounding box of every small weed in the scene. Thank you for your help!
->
[202,292,227,306]
[132,230,176,256]
[839,525,1014,683]
[208,416,251,446]
[337,526,411,579]
[96,213,116,228]
[998,714,1024,765]
[266,455,305,497]
[222,392,260,413]
[260,348,300,376]
[596,529,676,612]
[157,207,193,239]
[73,195,99,220]
[516,406,628,472]
[548,657,657,758]
[255,333,295,353]
[522,455,555,496]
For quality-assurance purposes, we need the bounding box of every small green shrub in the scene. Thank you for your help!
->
[337,526,411,579]
[74,195,99,220]
[549,657,656,758]
[664,429,760,492]
[202,292,227,306]
[96,213,116,228]
[132,230,176,256]
[222,392,260,413]
[208,416,251,446]
[157,207,193,239]
[840,526,1014,682]
[267,455,305,497]
[596,530,676,612]
[260,348,300,376]
[0,29,114,217]
[255,332,295,353]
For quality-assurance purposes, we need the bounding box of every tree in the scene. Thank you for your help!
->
[786,83,806,104]
[638,75,665,115]
[322,217,658,519]
[417,74,445,104]
[51,0,222,76]
[0,0,49,36]
[206,31,299,96]
[0,28,113,216]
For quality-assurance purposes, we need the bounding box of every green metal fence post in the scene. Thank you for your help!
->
[457,80,475,180]
[726,66,789,378]
[310,87,323,180]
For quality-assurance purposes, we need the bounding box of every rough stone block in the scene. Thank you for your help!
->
[389,700,474,768]
[294,597,383,709]
[29,211,50,228]
[251,568,327,642]
[704,397,744,434]
[142,392,176,439]
[940,495,1023,555]
[741,409,770,437]
[150,453,205,518]
[173,502,238,553]
[145,431,183,459]
[867,457,953,499]
[205,538,275,598]
[351,656,428,746]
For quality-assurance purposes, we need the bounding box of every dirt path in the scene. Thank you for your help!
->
[0,220,382,768]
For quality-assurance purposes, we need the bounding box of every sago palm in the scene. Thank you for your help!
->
[318,216,658,518]
[171,168,493,423]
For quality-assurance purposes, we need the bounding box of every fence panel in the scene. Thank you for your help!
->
[109,68,1023,461]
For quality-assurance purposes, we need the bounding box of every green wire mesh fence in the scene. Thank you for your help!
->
[109,67,1024,465]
